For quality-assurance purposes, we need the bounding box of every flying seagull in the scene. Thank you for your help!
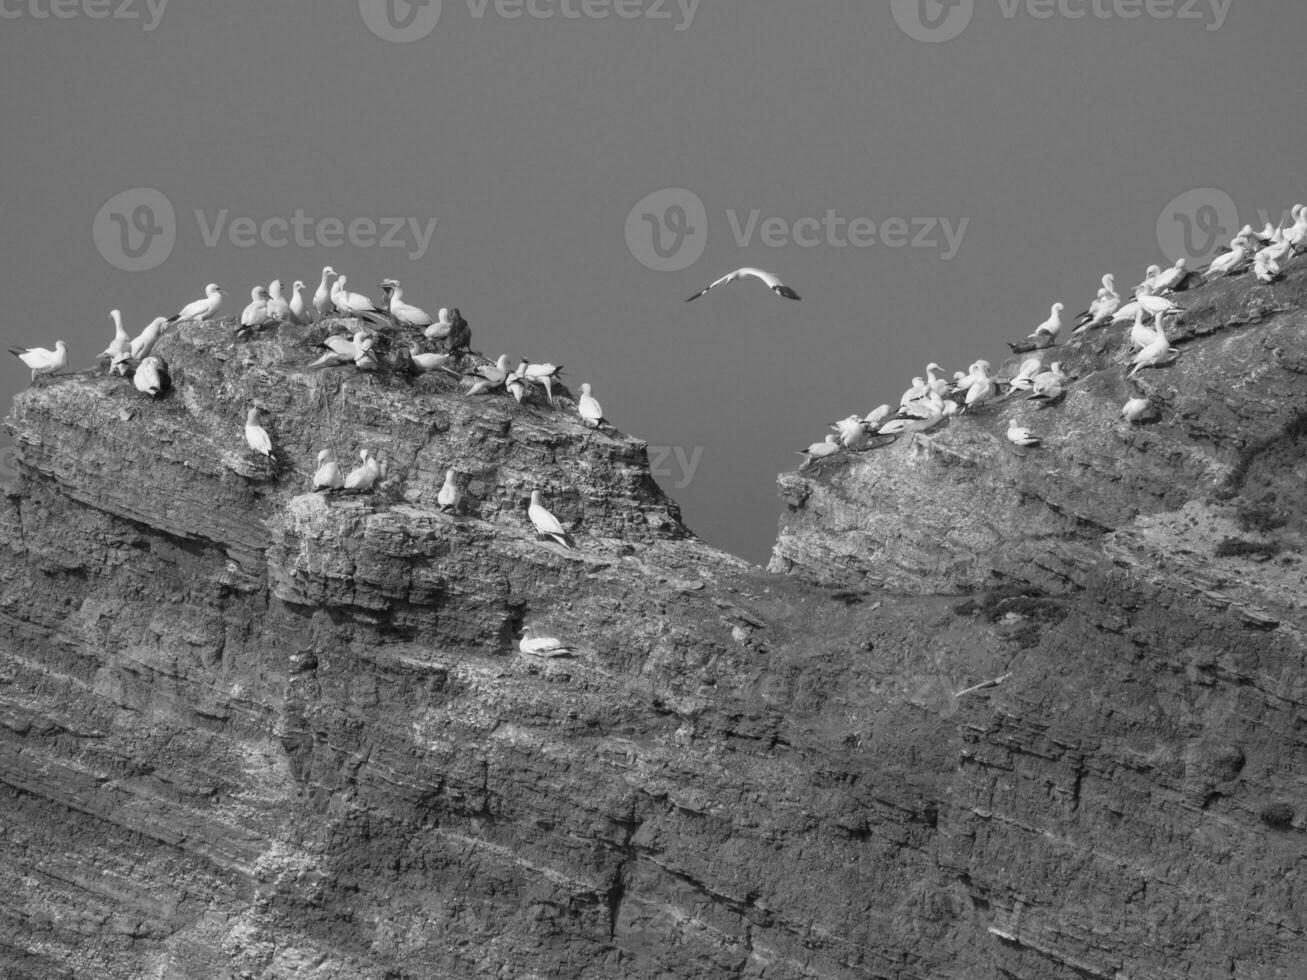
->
[685,267,800,302]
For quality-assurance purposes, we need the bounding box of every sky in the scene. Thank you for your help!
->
[1,0,1303,563]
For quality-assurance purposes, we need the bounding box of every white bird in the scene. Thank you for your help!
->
[288,280,313,325]
[1006,356,1044,392]
[240,287,274,331]
[1129,318,1178,377]
[1113,292,1182,325]
[685,267,801,302]
[437,468,461,513]
[408,345,459,376]
[128,316,170,361]
[312,449,344,491]
[1285,205,1307,252]
[1150,258,1189,293]
[519,624,574,658]
[244,407,274,458]
[899,376,929,408]
[313,267,337,319]
[133,355,168,399]
[266,280,292,322]
[1127,308,1158,351]
[380,279,434,329]
[1029,303,1065,342]
[1204,242,1249,279]
[1028,362,1068,404]
[344,450,378,492]
[796,433,841,463]
[1073,280,1121,334]
[1121,397,1152,423]
[1254,252,1282,283]
[863,404,894,430]
[8,341,68,382]
[878,397,946,435]
[333,275,388,322]
[1007,418,1042,448]
[167,283,224,325]
[353,335,379,372]
[964,361,997,410]
[528,490,576,549]
[424,307,453,341]
[1134,264,1163,295]
[524,362,564,405]
[577,383,606,428]
[101,310,131,361]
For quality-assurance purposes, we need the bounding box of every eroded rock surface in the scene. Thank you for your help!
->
[1,268,1305,980]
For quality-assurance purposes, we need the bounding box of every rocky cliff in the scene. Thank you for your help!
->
[1,264,1305,980]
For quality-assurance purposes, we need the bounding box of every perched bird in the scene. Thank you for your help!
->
[167,283,224,325]
[100,310,132,362]
[132,355,169,400]
[353,335,379,372]
[244,407,274,458]
[473,354,513,385]
[1129,318,1178,377]
[446,308,471,353]
[266,280,292,322]
[8,341,68,382]
[577,383,606,428]
[1134,264,1163,295]
[1121,397,1152,423]
[1028,362,1068,405]
[1112,292,1182,325]
[437,468,461,513]
[407,345,459,377]
[1006,356,1044,392]
[130,316,170,361]
[863,404,894,430]
[288,280,313,325]
[1007,418,1042,448]
[1204,241,1249,279]
[344,450,378,492]
[1254,252,1282,283]
[685,267,800,302]
[240,286,273,334]
[528,490,576,549]
[1073,288,1121,335]
[797,433,841,464]
[424,307,453,341]
[519,624,574,658]
[1150,258,1190,293]
[380,279,434,330]
[312,266,337,319]
[312,449,344,491]
[333,275,389,323]
[524,362,564,405]
[1031,303,1065,342]
[1128,308,1158,351]
[963,361,997,410]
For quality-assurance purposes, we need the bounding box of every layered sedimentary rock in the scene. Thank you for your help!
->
[1,264,1305,979]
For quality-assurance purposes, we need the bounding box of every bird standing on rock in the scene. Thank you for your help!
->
[519,624,574,657]
[133,356,169,400]
[9,341,68,383]
[577,383,606,428]
[167,283,224,325]
[528,490,576,549]
[313,449,344,491]
[244,408,275,459]
[437,468,461,513]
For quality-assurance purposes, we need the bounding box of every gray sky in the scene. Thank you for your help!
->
[2,1,1302,562]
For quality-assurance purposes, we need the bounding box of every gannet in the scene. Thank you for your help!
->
[344,450,377,492]
[167,283,224,325]
[1150,258,1189,293]
[1285,205,1307,252]
[1074,277,1121,334]
[312,449,344,491]
[408,345,459,376]
[267,280,292,322]
[1121,397,1152,423]
[506,366,528,404]
[133,355,168,400]
[900,377,929,407]
[685,267,801,302]
[446,308,471,353]
[244,408,274,458]
[797,433,841,463]
[240,287,273,332]
[1113,292,1182,325]
[863,404,894,429]
[101,310,131,361]
[519,624,574,657]
[333,275,388,322]
[1254,252,1282,283]
[1007,419,1042,448]
[8,341,68,382]
[831,415,870,451]
[437,468,461,513]
[1006,356,1044,392]
[1204,242,1249,278]
[1128,308,1158,351]
[878,397,946,435]
[353,335,379,372]
[1135,264,1163,295]
[473,354,513,385]
[963,361,997,410]
[313,267,337,319]
[1028,362,1067,405]
[1129,318,1178,377]
[528,490,576,549]
[379,279,434,329]
[129,316,169,361]
[524,362,564,405]
[1030,303,1065,342]
[424,307,453,341]
[289,280,313,325]
[577,383,606,428]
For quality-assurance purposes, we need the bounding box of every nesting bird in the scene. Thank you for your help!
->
[437,468,461,514]
[519,624,574,658]
[528,490,576,549]
[133,356,169,400]
[244,408,275,459]
[1006,418,1042,448]
[312,449,344,491]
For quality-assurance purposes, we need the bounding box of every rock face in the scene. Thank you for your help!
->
[1,264,1306,980]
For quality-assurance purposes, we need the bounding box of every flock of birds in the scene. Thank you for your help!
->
[5,205,1303,653]
[793,205,1307,464]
